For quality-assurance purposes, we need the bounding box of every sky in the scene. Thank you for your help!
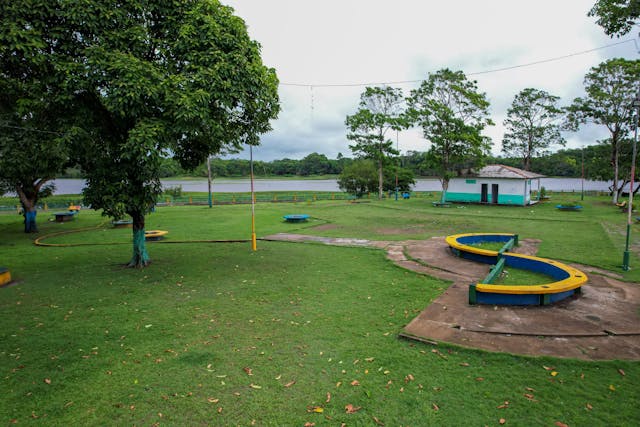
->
[221,0,637,161]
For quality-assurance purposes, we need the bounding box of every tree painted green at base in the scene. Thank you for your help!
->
[128,227,150,268]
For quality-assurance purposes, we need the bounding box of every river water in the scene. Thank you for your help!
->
[42,177,611,195]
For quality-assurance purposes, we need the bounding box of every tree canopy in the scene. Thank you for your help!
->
[566,58,640,203]
[345,86,404,199]
[407,69,493,201]
[501,88,566,171]
[589,0,640,37]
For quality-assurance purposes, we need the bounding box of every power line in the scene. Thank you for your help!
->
[279,39,635,88]
[0,124,63,135]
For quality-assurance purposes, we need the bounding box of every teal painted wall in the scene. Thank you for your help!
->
[445,192,525,205]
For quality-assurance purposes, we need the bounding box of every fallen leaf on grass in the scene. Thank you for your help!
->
[432,403,439,411]
[284,381,296,388]
[459,362,470,367]
[618,368,626,376]
[543,365,555,371]
[345,404,361,414]
[217,407,223,414]
[609,384,616,391]
[207,397,219,403]
[554,422,568,427]
[307,406,323,413]
[373,416,385,426]
[586,403,593,410]
[550,371,558,377]
[326,392,331,403]
[405,374,415,383]
[44,378,51,385]
[243,367,253,376]
[525,387,535,392]
[524,393,537,401]
[249,384,262,389]
[497,401,509,409]
[304,423,315,427]
[499,418,506,425]
[350,380,360,386]
[475,377,484,382]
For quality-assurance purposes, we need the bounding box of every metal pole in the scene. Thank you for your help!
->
[581,146,584,201]
[395,130,399,201]
[623,89,640,270]
[207,155,213,208]
[250,145,257,251]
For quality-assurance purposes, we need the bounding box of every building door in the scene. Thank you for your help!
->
[491,184,499,204]
[481,184,488,203]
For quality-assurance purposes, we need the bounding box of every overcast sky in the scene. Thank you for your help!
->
[222,0,637,161]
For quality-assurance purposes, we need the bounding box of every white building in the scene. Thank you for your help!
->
[445,165,544,206]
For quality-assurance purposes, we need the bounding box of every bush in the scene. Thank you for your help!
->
[165,185,183,198]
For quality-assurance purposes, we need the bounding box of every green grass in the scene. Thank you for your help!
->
[1,195,639,425]
[494,268,556,286]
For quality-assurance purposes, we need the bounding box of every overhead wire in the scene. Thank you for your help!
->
[278,39,635,88]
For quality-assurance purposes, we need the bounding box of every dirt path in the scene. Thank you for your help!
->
[264,233,640,360]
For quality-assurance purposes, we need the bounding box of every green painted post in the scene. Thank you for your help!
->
[468,284,477,305]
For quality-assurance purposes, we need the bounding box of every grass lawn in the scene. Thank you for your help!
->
[1,194,638,425]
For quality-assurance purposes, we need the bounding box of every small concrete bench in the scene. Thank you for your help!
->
[53,211,77,222]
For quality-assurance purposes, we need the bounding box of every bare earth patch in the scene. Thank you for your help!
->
[264,233,640,360]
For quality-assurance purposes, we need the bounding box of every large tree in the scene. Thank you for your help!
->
[0,1,76,232]
[589,0,640,37]
[566,58,640,203]
[407,69,493,201]
[5,1,280,267]
[501,88,566,171]
[345,86,404,199]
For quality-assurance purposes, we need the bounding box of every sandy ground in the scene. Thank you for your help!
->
[264,233,640,360]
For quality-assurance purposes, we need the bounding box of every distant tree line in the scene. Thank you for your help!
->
[58,144,630,181]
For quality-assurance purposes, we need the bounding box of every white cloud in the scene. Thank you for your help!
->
[223,0,637,160]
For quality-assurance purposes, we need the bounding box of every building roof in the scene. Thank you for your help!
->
[474,164,545,179]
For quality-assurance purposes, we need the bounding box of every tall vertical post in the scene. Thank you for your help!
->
[581,146,584,201]
[207,155,213,208]
[623,88,640,271]
[250,145,257,251]
[395,130,399,201]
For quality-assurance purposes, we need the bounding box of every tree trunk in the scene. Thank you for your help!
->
[15,186,38,233]
[611,136,620,204]
[378,158,383,200]
[128,212,150,268]
[440,177,449,203]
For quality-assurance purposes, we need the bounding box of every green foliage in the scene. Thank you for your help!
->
[346,86,405,198]
[589,0,640,37]
[383,166,416,193]
[566,58,640,202]
[164,185,183,198]
[502,88,565,171]
[0,1,76,229]
[407,69,493,192]
[297,152,333,176]
[337,159,378,197]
